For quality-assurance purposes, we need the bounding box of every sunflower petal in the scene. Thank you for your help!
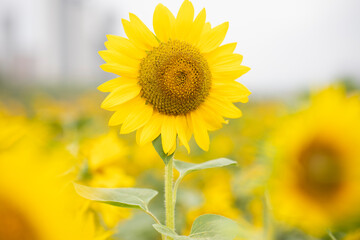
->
[108,110,128,126]
[212,65,251,80]
[197,22,229,53]
[122,15,158,51]
[98,77,138,93]
[153,4,175,42]
[197,104,224,131]
[161,116,177,154]
[101,84,141,110]
[99,50,140,69]
[205,96,243,119]
[211,81,251,102]
[136,127,143,145]
[174,0,194,40]
[108,97,140,126]
[185,8,206,44]
[120,102,153,134]
[191,111,209,151]
[176,115,190,153]
[211,53,243,69]
[98,78,122,92]
[105,35,146,59]
[140,112,163,145]
[204,42,237,64]
[100,63,138,78]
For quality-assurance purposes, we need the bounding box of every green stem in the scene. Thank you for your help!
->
[165,158,175,240]
[328,230,337,240]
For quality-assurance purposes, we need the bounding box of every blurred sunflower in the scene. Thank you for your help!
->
[0,111,86,240]
[98,0,250,154]
[78,131,135,228]
[268,86,360,235]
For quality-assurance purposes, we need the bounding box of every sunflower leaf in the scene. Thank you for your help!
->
[189,214,239,240]
[153,214,239,240]
[174,158,237,179]
[152,224,188,239]
[152,135,175,165]
[73,183,158,211]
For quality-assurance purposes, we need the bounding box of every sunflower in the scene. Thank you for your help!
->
[98,0,250,154]
[0,111,86,240]
[268,86,360,235]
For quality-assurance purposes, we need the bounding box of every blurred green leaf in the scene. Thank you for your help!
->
[152,135,175,165]
[73,182,158,211]
[153,214,239,240]
[152,224,186,239]
[189,214,239,240]
[174,158,237,179]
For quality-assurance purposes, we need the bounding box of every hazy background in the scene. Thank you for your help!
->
[1,0,360,97]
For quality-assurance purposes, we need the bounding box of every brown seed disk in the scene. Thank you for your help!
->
[138,40,211,115]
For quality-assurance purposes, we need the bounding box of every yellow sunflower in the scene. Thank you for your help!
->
[98,0,250,154]
[268,86,360,235]
[0,111,86,240]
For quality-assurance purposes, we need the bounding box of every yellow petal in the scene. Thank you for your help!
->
[140,111,163,145]
[168,139,177,155]
[98,77,138,93]
[205,95,243,119]
[174,0,194,40]
[190,111,209,151]
[108,97,140,126]
[186,8,206,45]
[204,42,237,64]
[98,78,122,92]
[121,101,153,134]
[136,127,143,145]
[212,65,251,80]
[109,111,128,126]
[108,111,128,127]
[161,115,177,154]
[211,81,251,102]
[197,104,224,131]
[101,83,141,110]
[153,4,175,42]
[98,50,140,69]
[176,115,190,153]
[201,22,211,36]
[122,15,158,51]
[105,35,146,59]
[197,22,229,53]
[100,63,138,78]
[211,53,243,69]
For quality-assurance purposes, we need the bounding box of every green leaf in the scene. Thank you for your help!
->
[152,135,175,165]
[189,214,239,240]
[174,158,237,178]
[74,183,158,211]
[153,224,183,239]
[153,214,239,240]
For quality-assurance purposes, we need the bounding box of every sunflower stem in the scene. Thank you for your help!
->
[165,157,175,240]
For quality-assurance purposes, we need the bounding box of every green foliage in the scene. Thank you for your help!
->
[73,182,158,211]
[152,135,175,165]
[174,158,236,177]
[153,214,239,240]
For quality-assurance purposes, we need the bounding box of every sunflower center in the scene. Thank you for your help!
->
[0,196,40,240]
[298,141,343,201]
[138,40,211,115]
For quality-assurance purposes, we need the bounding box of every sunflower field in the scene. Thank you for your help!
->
[1,0,360,240]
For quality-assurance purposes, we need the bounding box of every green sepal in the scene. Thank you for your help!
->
[152,135,175,165]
